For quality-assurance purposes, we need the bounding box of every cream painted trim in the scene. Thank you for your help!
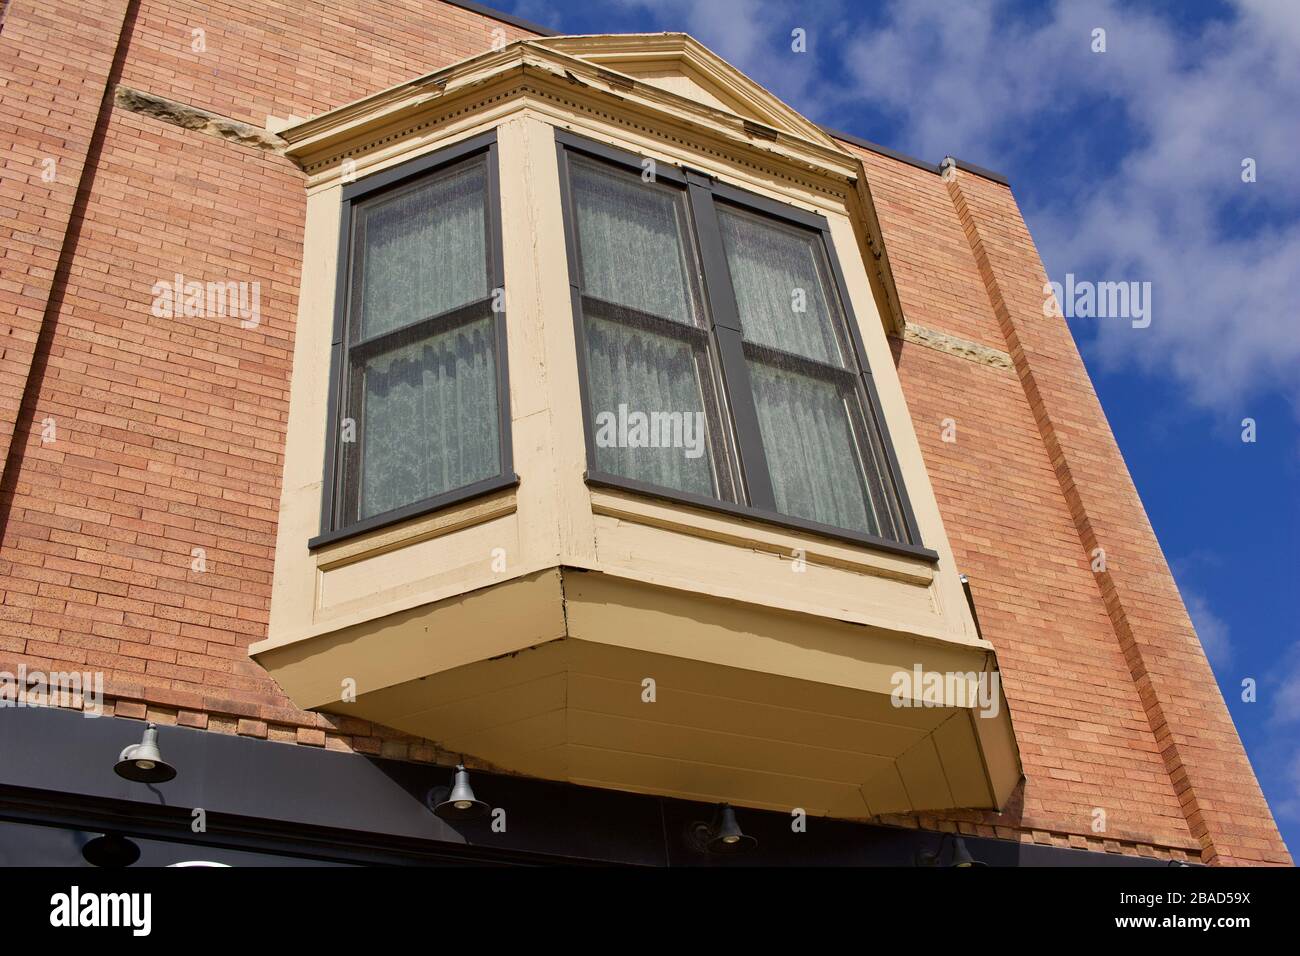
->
[255,569,570,710]
[589,488,934,586]
[563,571,994,699]
[524,98,851,211]
[314,489,518,571]
[280,41,859,193]
[575,560,987,652]
[532,33,840,149]
[849,172,909,336]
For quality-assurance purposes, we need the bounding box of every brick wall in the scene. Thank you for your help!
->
[0,0,536,762]
[849,143,1288,865]
[943,165,1287,865]
[0,0,1287,864]
[0,0,135,489]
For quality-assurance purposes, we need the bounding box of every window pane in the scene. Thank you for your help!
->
[353,162,488,341]
[718,205,845,366]
[354,317,499,520]
[584,314,721,499]
[748,359,879,536]
[570,159,702,325]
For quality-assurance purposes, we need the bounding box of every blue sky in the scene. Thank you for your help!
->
[500,0,1300,853]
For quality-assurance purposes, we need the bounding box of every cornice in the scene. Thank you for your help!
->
[533,33,839,150]
[280,36,859,191]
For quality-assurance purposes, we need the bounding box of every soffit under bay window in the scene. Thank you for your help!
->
[254,33,1022,821]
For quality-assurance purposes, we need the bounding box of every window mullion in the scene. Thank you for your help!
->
[685,178,776,512]
[350,298,491,361]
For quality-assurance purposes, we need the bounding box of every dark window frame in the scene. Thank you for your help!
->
[555,129,934,562]
[311,130,516,550]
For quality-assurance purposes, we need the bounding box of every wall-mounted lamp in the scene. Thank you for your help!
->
[114,722,176,783]
[689,804,758,855]
[82,833,141,867]
[430,764,490,821]
[917,832,987,867]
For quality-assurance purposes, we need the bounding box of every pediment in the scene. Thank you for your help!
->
[280,31,857,188]
[533,33,840,150]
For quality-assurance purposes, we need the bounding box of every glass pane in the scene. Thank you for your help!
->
[353,317,499,520]
[570,158,701,326]
[718,205,845,366]
[353,162,488,341]
[748,358,881,537]
[584,314,721,499]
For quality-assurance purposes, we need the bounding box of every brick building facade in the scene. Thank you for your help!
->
[0,0,1288,866]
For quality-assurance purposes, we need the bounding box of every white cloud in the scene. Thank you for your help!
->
[1272,748,1300,820]
[843,0,1300,415]
[1270,642,1300,727]
[508,1,565,31]
[1183,590,1234,668]
[596,1,1300,416]
[606,0,849,120]
[1266,642,1300,819]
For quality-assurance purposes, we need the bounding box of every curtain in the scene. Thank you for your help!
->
[718,206,843,366]
[571,159,698,325]
[356,163,488,340]
[719,206,888,536]
[748,360,877,535]
[344,158,499,522]
[584,316,714,497]
[571,157,722,498]
[357,318,499,520]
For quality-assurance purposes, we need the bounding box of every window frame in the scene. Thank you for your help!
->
[555,129,934,562]
[561,151,743,505]
[311,130,515,549]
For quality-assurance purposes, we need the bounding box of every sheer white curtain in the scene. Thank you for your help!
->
[583,317,714,497]
[719,207,844,366]
[572,159,722,499]
[358,320,498,519]
[358,165,488,336]
[571,160,697,323]
[347,161,500,521]
[747,362,873,534]
[720,206,892,537]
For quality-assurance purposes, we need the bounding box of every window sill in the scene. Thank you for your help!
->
[308,473,520,550]
[583,471,940,563]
